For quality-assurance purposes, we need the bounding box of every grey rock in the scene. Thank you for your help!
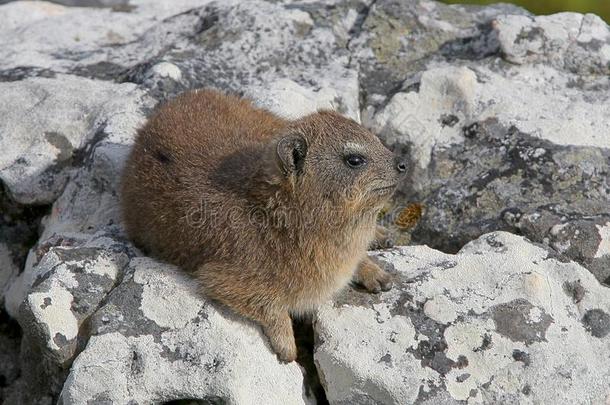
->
[370,64,609,279]
[39,141,133,241]
[1,0,609,403]
[511,212,610,284]
[314,232,610,404]
[0,0,210,80]
[358,7,610,282]
[496,13,610,75]
[18,234,130,367]
[0,0,356,103]
[59,257,313,405]
[0,75,150,204]
[38,0,129,8]
[125,0,355,103]
[350,0,530,108]
[4,137,143,320]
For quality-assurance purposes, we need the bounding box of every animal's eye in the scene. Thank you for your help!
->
[344,154,367,168]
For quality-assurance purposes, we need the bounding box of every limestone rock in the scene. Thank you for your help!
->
[0,75,150,204]
[59,257,313,405]
[495,13,610,74]
[0,0,212,79]
[349,0,529,106]
[17,233,130,367]
[125,0,355,103]
[315,232,610,404]
[370,63,610,279]
[246,77,360,122]
[510,212,610,284]
[0,0,609,403]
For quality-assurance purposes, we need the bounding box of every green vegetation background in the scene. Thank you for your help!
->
[443,0,610,22]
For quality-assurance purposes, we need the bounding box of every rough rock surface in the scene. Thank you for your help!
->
[315,232,610,404]
[0,0,609,404]
[366,10,610,280]
[496,13,610,74]
[0,75,150,204]
[60,257,311,404]
[18,233,131,367]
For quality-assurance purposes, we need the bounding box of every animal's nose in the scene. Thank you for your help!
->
[396,161,407,173]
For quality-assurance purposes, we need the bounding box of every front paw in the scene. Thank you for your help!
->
[354,258,393,293]
[369,225,394,250]
[269,332,297,363]
[262,316,297,363]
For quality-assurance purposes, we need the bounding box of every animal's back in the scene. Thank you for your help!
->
[138,90,284,162]
[121,90,286,268]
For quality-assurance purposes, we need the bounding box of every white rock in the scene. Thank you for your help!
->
[0,75,149,204]
[15,233,130,365]
[40,142,132,241]
[247,76,360,122]
[372,64,610,170]
[495,13,582,65]
[0,0,214,73]
[594,222,610,259]
[134,262,201,330]
[59,258,313,405]
[315,232,610,404]
[149,61,182,81]
[495,12,610,73]
[0,1,67,33]
[371,66,477,168]
[27,287,79,351]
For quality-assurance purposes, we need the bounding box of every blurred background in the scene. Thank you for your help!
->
[1,0,609,21]
[444,0,610,22]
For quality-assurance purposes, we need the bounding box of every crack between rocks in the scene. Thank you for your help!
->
[117,6,216,88]
[293,318,329,405]
[0,182,51,270]
[345,0,378,69]
[69,248,135,365]
[576,14,586,42]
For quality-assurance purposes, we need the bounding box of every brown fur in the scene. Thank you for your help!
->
[121,89,404,361]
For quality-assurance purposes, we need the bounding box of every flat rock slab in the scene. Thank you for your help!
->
[315,232,610,404]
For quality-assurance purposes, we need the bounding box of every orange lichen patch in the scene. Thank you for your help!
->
[395,203,424,230]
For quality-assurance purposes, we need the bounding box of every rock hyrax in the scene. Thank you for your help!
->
[121,89,406,361]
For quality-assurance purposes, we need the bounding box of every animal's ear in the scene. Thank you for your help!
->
[276,133,308,176]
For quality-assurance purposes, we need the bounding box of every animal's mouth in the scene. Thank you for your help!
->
[373,184,397,194]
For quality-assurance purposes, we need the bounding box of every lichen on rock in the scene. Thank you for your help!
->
[315,232,610,404]
[0,0,609,404]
